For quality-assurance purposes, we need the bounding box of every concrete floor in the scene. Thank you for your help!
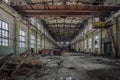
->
[14,52,120,80]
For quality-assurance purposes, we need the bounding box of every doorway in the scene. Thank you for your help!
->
[104,42,112,55]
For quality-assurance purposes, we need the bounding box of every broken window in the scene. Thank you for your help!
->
[0,20,9,46]
[19,30,26,47]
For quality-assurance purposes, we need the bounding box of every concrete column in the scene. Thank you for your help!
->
[36,31,38,54]
[92,32,94,54]
[118,16,120,57]
[28,24,31,55]
[83,37,84,53]
[43,27,45,49]
[43,35,45,49]
[86,35,88,52]
[40,34,42,50]
[14,17,19,55]
[115,17,119,58]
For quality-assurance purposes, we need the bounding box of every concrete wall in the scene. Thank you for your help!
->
[0,2,56,56]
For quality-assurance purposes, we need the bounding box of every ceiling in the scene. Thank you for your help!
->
[25,0,100,5]
[11,0,120,42]
[41,16,87,41]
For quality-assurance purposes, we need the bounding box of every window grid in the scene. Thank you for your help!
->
[0,20,9,46]
[95,35,100,48]
[31,35,35,48]
[38,39,41,48]
[89,38,92,49]
[19,30,26,47]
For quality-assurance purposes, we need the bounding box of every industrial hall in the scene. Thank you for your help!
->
[0,0,120,80]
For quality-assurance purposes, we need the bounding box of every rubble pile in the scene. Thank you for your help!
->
[0,52,80,80]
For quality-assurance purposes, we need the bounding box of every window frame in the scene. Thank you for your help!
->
[19,30,26,48]
[95,35,100,48]
[0,19,9,46]
[37,38,41,49]
[88,38,92,49]
[31,35,35,48]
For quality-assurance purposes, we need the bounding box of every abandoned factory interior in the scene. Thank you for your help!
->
[0,0,120,80]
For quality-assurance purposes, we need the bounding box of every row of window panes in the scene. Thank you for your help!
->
[38,46,41,48]
[95,35,99,48]
[19,42,26,47]
[0,38,8,46]
[0,21,8,30]
[0,20,9,38]
[19,30,25,36]
[31,35,35,40]
[83,35,100,49]
[19,30,26,47]
[19,36,25,42]
[31,40,35,48]
[31,35,35,48]
[31,40,35,44]
[0,20,9,46]
[0,30,8,37]
[88,38,92,49]
[38,39,40,45]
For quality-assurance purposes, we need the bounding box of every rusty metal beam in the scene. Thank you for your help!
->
[15,5,120,11]
[21,10,110,13]
[13,5,120,17]
[28,15,92,17]
[25,12,102,17]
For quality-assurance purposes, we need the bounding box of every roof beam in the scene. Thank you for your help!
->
[21,10,111,13]
[13,5,120,17]
[25,12,101,17]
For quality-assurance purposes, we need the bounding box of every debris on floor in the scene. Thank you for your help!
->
[1,52,120,80]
